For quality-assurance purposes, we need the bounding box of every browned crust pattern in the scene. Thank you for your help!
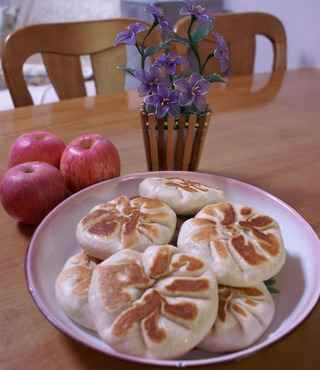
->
[80,196,172,249]
[58,251,101,297]
[217,285,264,322]
[97,246,210,343]
[191,202,281,266]
[164,177,211,193]
[112,290,198,341]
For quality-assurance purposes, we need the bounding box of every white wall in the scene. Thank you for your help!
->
[224,0,320,72]
[13,0,121,28]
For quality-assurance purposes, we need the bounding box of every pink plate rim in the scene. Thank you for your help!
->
[25,171,320,367]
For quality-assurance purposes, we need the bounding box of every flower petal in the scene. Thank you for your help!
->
[137,83,150,97]
[114,30,131,46]
[169,90,180,104]
[156,104,170,118]
[149,65,161,79]
[179,92,194,106]
[145,94,160,106]
[129,22,147,34]
[157,84,170,98]
[134,69,146,82]
[194,95,207,111]
[197,13,211,24]
[146,4,163,17]
[167,63,177,75]
[175,78,190,92]
[189,73,202,86]
[196,79,210,95]
[179,6,191,16]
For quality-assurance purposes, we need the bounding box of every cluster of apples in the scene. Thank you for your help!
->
[0,131,120,225]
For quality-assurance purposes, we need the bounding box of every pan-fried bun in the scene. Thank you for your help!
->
[139,177,224,216]
[55,250,100,330]
[178,202,286,286]
[88,245,218,359]
[76,195,177,260]
[199,283,275,352]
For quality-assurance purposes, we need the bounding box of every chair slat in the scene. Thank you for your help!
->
[174,12,287,76]
[42,54,86,99]
[91,46,126,96]
[2,19,161,107]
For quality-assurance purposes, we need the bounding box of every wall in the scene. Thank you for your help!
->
[13,0,121,27]
[224,0,320,72]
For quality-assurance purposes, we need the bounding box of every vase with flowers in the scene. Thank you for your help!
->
[114,0,229,171]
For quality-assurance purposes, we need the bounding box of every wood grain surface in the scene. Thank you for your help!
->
[0,69,320,370]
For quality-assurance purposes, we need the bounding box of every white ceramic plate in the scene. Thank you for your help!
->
[26,171,320,367]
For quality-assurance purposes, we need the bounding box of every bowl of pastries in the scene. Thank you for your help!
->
[26,171,320,367]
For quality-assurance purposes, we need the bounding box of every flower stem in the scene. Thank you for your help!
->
[169,75,174,89]
[135,42,145,70]
[200,53,214,74]
[142,22,157,48]
[187,16,202,73]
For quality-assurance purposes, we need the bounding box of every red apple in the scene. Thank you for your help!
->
[60,134,120,192]
[0,162,67,225]
[8,131,66,168]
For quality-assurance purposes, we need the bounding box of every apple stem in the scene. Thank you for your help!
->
[80,139,92,150]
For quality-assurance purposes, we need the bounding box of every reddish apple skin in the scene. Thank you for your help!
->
[0,162,67,225]
[60,134,120,192]
[8,131,66,168]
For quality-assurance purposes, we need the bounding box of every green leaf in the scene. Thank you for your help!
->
[116,65,135,77]
[170,34,189,46]
[206,73,226,83]
[265,277,280,294]
[265,277,277,286]
[144,46,160,57]
[159,41,171,50]
[191,23,211,43]
[267,286,280,294]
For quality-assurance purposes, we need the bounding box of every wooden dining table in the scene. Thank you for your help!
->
[1,68,320,370]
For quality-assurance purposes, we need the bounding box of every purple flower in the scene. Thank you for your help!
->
[134,66,168,96]
[180,0,212,24]
[145,85,180,118]
[155,52,183,75]
[114,23,147,46]
[175,73,210,111]
[213,32,229,74]
[146,3,173,39]
[146,4,164,22]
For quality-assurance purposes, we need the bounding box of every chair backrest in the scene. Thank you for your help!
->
[2,18,160,107]
[174,12,287,76]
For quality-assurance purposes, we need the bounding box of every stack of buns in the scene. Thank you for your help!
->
[56,177,286,359]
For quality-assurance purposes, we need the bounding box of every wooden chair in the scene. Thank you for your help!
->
[2,19,160,107]
[174,12,287,76]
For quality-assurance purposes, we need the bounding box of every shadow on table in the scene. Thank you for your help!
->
[17,222,36,238]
